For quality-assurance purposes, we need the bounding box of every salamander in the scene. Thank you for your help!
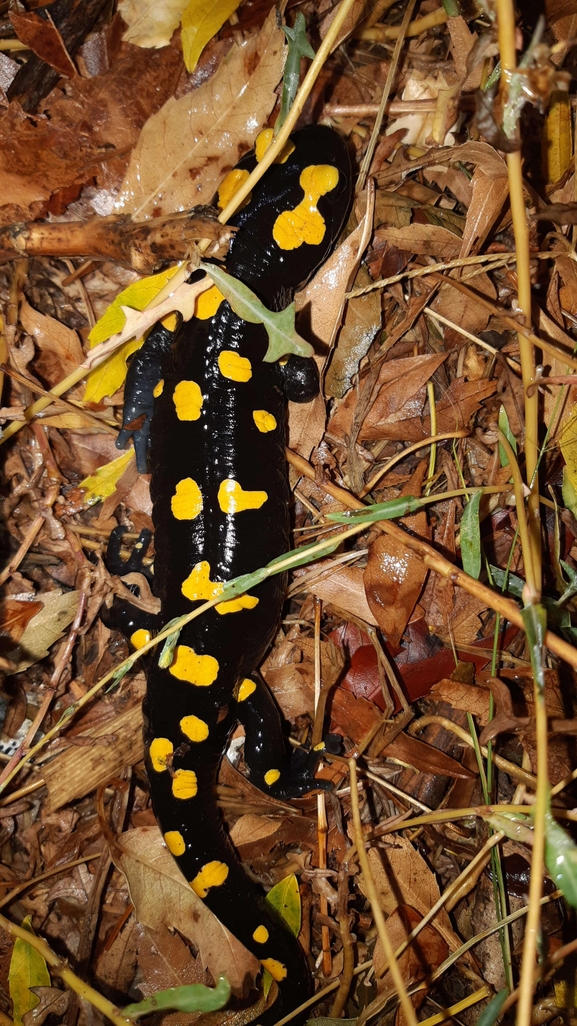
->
[108,125,351,1022]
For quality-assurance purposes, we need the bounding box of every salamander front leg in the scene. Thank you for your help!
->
[116,322,176,472]
[234,673,335,799]
[276,355,319,403]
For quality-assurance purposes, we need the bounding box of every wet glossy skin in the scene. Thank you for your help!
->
[117,126,351,1023]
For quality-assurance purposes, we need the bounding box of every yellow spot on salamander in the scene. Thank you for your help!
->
[273,165,340,251]
[264,769,281,786]
[255,129,295,164]
[149,737,173,772]
[195,284,224,320]
[164,830,186,856]
[171,478,203,520]
[181,560,223,602]
[218,350,252,382]
[172,768,198,800]
[130,628,151,650]
[218,479,267,514]
[180,715,209,742]
[253,925,269,944]
[253,409,277,433]
[169,644,219,686]
[218,168,251,210]
[173,380,203,421]
[153,379,164,398]
[314,741,326,751]
[215,593,259,615]
[191,861,229,898]
[261,957,287,981]
[237,678,256,702]
[181,561,257,614]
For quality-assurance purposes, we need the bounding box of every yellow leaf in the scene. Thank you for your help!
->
[119,0,190,48]
[84,336,143,404]
[9,916,50,1026]
[546,90,572,185]
[80,451,135,505]
[181,0,242,73]
[265,874,301,937]
[560,408,577,516]
[84,266,180,403]
[88,266,180,347]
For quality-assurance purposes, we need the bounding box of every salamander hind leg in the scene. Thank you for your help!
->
[103,526,161,647]
[234,672,335,798]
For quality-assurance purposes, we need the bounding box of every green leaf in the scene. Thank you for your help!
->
[521,602,547,696]
[483,811,534,846]
[158,620,184,668]
[181,0,241,73]
[199,261,314,362]
[266,874,301,937]
[123,976,231,1018]
[489,565,524,599]
[325,495,423,524]
[460,492,482,580]
[476,989,508,1026]
[9,917,51,1026]
[544,812,577,908]
[278,13,315,130]
[498,405,517,469]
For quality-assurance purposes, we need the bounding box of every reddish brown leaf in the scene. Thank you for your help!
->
[364,461,430,647]
[11,10,77,78]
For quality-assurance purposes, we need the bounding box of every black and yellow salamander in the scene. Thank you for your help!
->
[107,125,352,1022]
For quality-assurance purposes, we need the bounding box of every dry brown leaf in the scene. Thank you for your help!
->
[380,731,474,780]
[328,352,448,443]
[301,565,378,625]
[136,923,214,1026]
[355,376,497,444]
[430,678,491,723]
[363,842,465,954]
[230,813,316,860]
[22,988,69,1026]
[20,298,84,388]
[374,223,463,259]
[0,45,182,225]
[6,590,79,674]
[374,905,448,1003]
[325,264,382,400]
[11,10,76,78]
[429,273,496,349]
[264,664,314,720]
[364,462,430,647]
[288,390,326,460]
[116,10,285,218]
[117,827,259,996]
[458,169,509,257]
[329,687,383,743]
[0,599,44,652]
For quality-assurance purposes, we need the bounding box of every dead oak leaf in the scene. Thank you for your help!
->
[116,9,285,218]
[0,44,182,225]
[328,352,448,443]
